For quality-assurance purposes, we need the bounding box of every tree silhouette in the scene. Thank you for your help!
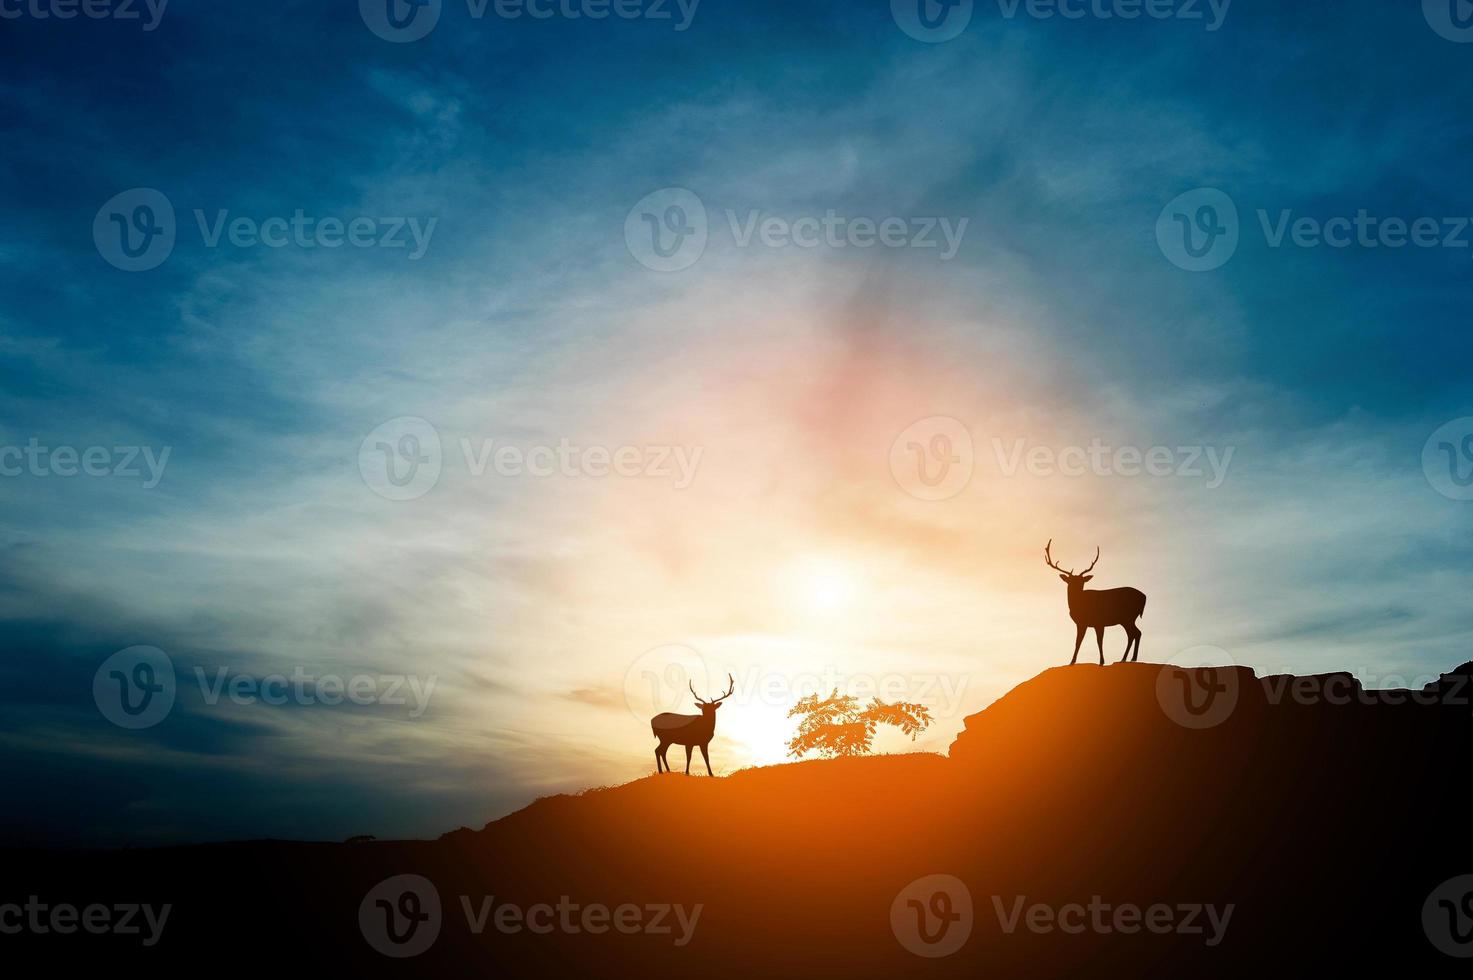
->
[786,688,933,758]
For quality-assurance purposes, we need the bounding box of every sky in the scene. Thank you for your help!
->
[1,0,1472,846]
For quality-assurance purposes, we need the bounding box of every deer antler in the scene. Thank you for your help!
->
[1045,540,1100,577]
[1044,539,1072,575]
[1080,546,1100,576]
[710,673,736,703]
[691,674,735,705]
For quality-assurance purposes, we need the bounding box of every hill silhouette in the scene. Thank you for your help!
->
[6,660,1472,975]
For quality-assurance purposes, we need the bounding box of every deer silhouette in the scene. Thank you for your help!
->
[651,674,734,776]
[1045,540,1147,665]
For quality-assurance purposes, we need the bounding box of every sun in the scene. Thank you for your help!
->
[788,556,857,616]
[724,701,797,767]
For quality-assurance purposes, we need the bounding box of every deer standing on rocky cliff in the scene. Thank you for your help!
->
[1045,540,1147,665]
[651,674,734,775]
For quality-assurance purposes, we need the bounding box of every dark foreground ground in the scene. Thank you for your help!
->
[5,661,1473,976]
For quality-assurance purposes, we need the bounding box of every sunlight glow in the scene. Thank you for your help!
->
[789,556,857,617]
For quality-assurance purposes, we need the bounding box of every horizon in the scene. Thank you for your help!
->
[4,0,1473,849]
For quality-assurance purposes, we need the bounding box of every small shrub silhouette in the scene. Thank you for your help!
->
[786,688,933,758]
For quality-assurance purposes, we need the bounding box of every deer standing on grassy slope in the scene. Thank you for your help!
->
[1045,540,1147,665]
[651,674,734,776]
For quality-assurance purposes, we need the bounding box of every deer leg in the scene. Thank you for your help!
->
[656,742,667,773]
[1070,624,1086,665]
[699,743,712,777]
[1131,626,1142,662]
[1094,626,1105,665]
[684,744,693,775]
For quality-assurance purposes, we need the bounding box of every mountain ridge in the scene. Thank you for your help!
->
[7,658,1471,975]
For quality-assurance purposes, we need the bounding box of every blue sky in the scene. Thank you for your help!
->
[2,0,1472,846]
